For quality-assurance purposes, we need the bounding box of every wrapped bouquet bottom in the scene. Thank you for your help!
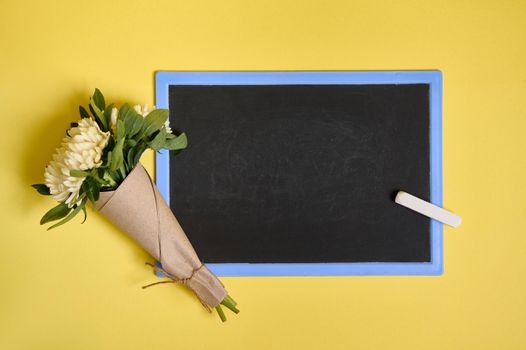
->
[96,164,228,310]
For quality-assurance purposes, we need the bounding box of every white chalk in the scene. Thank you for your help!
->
[395,191,461,228]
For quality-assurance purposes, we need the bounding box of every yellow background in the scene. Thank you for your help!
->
[1,0,525,349]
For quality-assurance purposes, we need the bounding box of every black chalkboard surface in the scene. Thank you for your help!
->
[168,84,431,264]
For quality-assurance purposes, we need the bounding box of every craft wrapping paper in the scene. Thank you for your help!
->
[96,164,227,308]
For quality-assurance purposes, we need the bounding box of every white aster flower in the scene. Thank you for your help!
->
[110,107,118,132]
[64,118,110,170]
[133,104,154,117]
[44,118,110,207]
[164,119,172,134]
[44,147,81,204]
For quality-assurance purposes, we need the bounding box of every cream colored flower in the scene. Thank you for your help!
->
[164,119,172,134]
[65,119,110,170]
[44,118,110,207]
[133,104,154,117]
[110,107,118,132]
[44,147,80,204]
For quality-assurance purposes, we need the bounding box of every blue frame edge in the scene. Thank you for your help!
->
[155,71,443,276]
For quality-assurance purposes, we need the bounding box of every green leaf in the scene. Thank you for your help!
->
[47,200,86,230]
[82,180,94,206]
[118,104,133,132]
[93,88,106,110]
[105,150,113,169]
[79,105,90,119]
[148,129,168,151]
[81,206,87,224]
[117,104,143,139]
[164,132,188,151]
[40,202,71,225]
[104,103,114,127]
[118,103,136,127]
[139,109,168,139]
[86,191,95,208]
[123,109,136,133]
[103,136,115,159]
[132,143,148,166]
[126,139,137,148]
[82,177,99,208]
[126,147,136,168]
[128,114,144,138]
[32,184,50,195]
[110,138,125,172]
[88,177,100,201]
[117,103,132,121]
[69,169,90,177]
[90,101,108,131]
[116,119,126,140]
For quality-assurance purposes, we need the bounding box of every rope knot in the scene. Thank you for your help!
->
[142,262,211,312]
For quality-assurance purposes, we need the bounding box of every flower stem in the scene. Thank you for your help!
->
[215,304,226,322]
[221,296,239,314]
[93,170,116,188]
[224,294,237,306]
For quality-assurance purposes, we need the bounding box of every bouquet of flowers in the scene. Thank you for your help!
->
[32,89,239,322]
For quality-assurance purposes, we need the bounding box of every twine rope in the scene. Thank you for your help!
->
[142,172,211,312]
[142,262,211,312]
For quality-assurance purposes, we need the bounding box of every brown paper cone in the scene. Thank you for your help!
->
[96,164,227,308]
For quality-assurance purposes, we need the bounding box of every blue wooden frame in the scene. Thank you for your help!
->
[155,71,443,276]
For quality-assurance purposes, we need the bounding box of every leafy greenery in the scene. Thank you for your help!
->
[32,184,51,195]
[40,202,71,225]
[33,88,187,229]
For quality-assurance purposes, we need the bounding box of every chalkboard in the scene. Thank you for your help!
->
[155,71,443,276]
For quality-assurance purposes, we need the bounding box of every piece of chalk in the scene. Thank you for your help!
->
[395,191,461,228]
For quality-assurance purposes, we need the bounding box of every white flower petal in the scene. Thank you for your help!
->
[43,118,110,207]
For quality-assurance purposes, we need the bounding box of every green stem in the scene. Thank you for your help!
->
[221,297,239,314]
[105,170,120,187]
[215,305,226,322]
[93,170,117,188]
[91,171,106,185]
[224,295,237,306]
